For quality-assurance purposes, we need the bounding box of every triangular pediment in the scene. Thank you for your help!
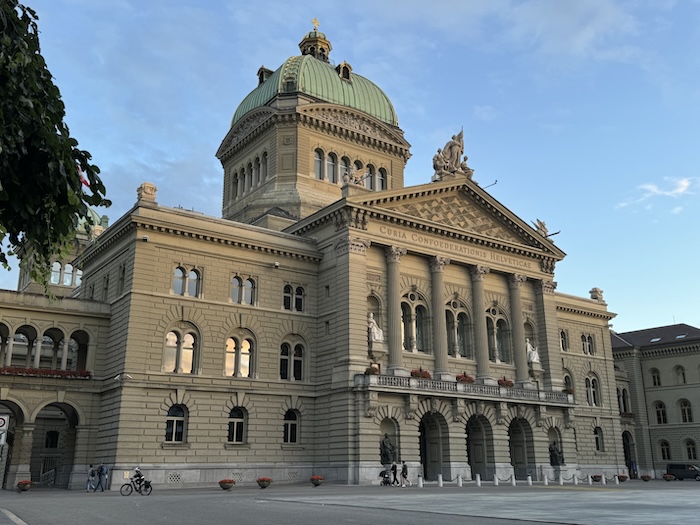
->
[346,178,565,259]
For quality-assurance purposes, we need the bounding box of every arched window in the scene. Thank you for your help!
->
[622,389,630,413]
[164,330,198,374]
[401,291,430,353]
[231,276,243,304]
[165,405,187,443]
[650,368,661,387]
[225,336,254,378]
[676,366,687,385]
[680,399,693,423]
[102,276,109,301]
[283,410,299,443]
[593,427,604,451]
[486,309,510,363]
[314,149,324,180]
[446,311,456,356]
[456,312,470,358]
[686,440,697,460]
[581,334,594,355]
[378,168,387,190]
[340,157,350,181]
[660,440,671,460]
[415,305,427,352]
[401,302,412,351]
[280,342,304,381]
[230,171,239,201]
[63,264,73,286]
[560,330,569,352]
[283,285,304,312]
[75,269,83,286]
[173,267,186,295]
[327,153,337,184]
[365,164,376,190]
[245,163,252,192]
[227,407,246,443]
[655,402,667,424]
[50,261,62,284]
[617,388,623,413]
[563,373,574,396]
[243,278,255,305]
[585,376,601,406]
[254,157,260,186]
[261,153,268,181]
[187,270,200,297]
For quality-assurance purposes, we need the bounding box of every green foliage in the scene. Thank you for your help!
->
[0,1,110,288]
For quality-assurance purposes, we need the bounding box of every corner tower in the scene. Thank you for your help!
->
[216,21,411,230]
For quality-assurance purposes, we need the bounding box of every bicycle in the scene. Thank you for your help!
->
[120,476,152,496]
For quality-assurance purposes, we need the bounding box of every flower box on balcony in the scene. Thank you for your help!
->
[0,367,91,379]
[497,378,514,388]
[410,368,431,379]
[456,374,475,384]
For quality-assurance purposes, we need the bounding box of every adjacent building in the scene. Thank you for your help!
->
[0,25,627,490]
[612,324,700,478]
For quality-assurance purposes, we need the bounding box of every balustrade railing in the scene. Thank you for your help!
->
[360,374,571,404]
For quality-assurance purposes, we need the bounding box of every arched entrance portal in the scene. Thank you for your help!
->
[508,418,535,480]
[31,403,79,488]
[622,431,637,478]
[466,415,494,480]
[419,412,449,481]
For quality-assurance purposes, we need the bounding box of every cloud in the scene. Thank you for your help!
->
[616,177,696,210]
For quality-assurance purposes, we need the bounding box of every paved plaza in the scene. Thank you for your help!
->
[0,480,698,525]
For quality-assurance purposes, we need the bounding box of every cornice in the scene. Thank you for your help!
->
[555,303,616,321]
[78,221,136,267]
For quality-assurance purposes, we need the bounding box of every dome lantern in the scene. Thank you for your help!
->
[299,18,332,62]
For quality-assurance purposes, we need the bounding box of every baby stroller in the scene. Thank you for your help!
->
[379,470,391,486]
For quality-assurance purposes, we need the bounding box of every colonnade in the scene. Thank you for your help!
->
[382,245,556,387]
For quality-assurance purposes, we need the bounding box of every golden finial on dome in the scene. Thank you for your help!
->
[311,17,320,31]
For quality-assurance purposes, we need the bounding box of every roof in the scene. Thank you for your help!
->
[231,54,398,127]
[611,323,700,349]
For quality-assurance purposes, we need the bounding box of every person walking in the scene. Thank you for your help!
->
[401,460,411,487]
[86,464,96,492]
[93,463,107,492]
[390,461,400,486]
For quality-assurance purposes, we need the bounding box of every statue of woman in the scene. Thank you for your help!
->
[368,313,384,342]
[526,338,540,363]
[380,433,397,465]
[442,131,464,172]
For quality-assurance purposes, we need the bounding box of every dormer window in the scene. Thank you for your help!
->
[336,61,352,81]
[257,66,273,86]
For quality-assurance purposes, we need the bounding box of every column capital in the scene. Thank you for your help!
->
[430,256,450,273]
[335,236,371,255]
[470,265,490,281]
[385,246,407,264]
[539,279,557,295]
[508,274,528,288]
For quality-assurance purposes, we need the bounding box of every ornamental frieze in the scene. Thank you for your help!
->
[307,109,393,142]
[224,111,274,149]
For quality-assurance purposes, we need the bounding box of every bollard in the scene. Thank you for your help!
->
[588,475,592,485]
[558,475,563,486]
[476,473,481,487]
[438,474,443,488]
[573,476,578,486]
[602,475,606,485]
[457,475,463,488]
[614,476,620,485]
[543,476,548,486]
[494,475,499,486]
[511,474,516,486]
[418,475,423,488]
[527,475,532,486]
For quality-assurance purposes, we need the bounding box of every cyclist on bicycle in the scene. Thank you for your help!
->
[133,467,145,491]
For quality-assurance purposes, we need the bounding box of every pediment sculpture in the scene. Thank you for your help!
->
[432,129,474,181]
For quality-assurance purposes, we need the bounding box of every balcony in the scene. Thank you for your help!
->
[355,374,571,405]
[0,367,92,379]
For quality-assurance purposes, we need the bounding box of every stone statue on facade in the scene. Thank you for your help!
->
[526,338,540,363]
[380,433,398,465]
[368,313,384,343]
[549,441,565,466]
[433,130,474,182]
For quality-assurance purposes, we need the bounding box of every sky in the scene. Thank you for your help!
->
[6,0,700,333]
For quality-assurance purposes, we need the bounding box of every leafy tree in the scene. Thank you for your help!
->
[0,0,110,288]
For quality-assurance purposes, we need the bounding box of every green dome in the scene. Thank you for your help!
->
[231,55,398,127]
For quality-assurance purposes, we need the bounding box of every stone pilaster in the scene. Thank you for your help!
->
[534,279,563,390]
[470,265,491,381]
[508,274,529,386]
[386,246,407,376]
[4,336,13,366]
[430,256,451,379]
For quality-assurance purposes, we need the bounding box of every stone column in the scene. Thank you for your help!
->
[508,274,529,386]
[430,256,451,380]
[386,246,407,376]
[60,339,70,370]
[470,265,491,381]
[4,336,14,366]
[32,337,41,368]
[7,424,35,486]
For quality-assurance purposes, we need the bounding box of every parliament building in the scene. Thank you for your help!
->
[0,26,630,490]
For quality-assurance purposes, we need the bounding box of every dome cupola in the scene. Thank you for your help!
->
[298,18,332,62]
